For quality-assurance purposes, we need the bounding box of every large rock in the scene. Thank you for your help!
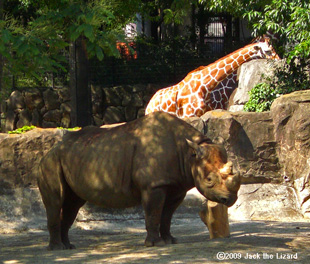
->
[42,89,60,111]
[271,90,310,218]
[0,128,65,189]
[16,109,32,128]
[23,88,43,110]
[103,87,122,106]
[102,106,125,124]
[43,109,62,123]
[228,59,281,111]
[5,110,17,131]
[7,91,25,110]
[201,110,280,184]
[229,183,304,221]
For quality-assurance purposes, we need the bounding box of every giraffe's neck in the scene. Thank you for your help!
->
[189,43,260,94]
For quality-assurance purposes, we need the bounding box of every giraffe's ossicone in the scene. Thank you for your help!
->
[145,35,280,118]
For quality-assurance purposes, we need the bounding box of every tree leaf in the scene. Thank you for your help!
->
[95,46,104,61]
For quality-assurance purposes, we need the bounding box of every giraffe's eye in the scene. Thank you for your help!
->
[265,50,272,56]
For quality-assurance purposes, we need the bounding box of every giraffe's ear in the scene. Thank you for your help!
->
[253,46,260,51]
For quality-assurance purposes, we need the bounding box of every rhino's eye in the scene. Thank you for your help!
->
[204,175,215,188]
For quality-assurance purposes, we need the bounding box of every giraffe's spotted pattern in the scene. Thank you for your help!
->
[145,36,280,118]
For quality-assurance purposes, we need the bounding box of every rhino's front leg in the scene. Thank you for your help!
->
[46,205,66,250]
[142,187,167,247]
[160,191,186,244]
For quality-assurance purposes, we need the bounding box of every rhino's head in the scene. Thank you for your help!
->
[187,139,241,207]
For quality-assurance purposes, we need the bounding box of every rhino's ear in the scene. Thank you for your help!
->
[186,139,204,158]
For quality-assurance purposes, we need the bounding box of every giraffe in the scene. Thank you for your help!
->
[145,35,280,118]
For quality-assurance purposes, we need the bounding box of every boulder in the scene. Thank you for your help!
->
[16,109,32,128]
[43,109,62,123]
[23,88,43,110]
[102,106,125,124]
[42,89,60,111]
[122,92,132,107]
[124,105,137,122]
[57,87,71,103]
[131,84,145,93]
[91,85,103,116]
[61,114,71,128]
[7,91,25,110]
[42,121,58,128]
[201,110,280,184]
[131,92,144,107]
[228,59,281,111]
[0,128,65,189]
[271,90,310,218]
[31,109,41,127]
[229,183,303,221]
[60,103,71,115]
[103,88,122,106]
[5,110,17,132]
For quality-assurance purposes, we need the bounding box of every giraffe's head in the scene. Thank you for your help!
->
[251,35,280,60]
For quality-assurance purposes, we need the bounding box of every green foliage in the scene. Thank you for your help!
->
[7,125,81,134]
[0,0,140,90]
[245,59,310,112]
[201,0,310,60]
[201,0,310,112]
[162,0,192,25]
[8,125,36,134]
[244,83,278,112]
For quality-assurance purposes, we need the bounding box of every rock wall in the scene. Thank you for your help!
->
[1,84,162,132]
[0,59,279,132]
[197,91,310,220]
[0,128,66,189]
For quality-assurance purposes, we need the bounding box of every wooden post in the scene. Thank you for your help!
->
[199,200,230,239]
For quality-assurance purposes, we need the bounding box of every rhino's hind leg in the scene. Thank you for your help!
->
[160,191,186,244]
[38,154,66,250]
[38,151,85,250]
[60,185,86,249]
[142,187,167,247]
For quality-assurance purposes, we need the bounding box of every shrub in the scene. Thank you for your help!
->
[245,59,310,112]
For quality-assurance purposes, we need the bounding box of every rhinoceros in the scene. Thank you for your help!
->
[37,112,240,250]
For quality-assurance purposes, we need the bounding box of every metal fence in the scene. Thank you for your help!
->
[7,38,247,90]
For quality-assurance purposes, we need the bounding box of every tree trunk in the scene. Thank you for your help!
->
[69,36,92,127]
[0,0,3,93]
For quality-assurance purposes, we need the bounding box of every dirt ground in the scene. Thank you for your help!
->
[0,214,310,264]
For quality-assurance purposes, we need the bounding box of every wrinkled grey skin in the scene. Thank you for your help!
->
[38,112,240,250]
